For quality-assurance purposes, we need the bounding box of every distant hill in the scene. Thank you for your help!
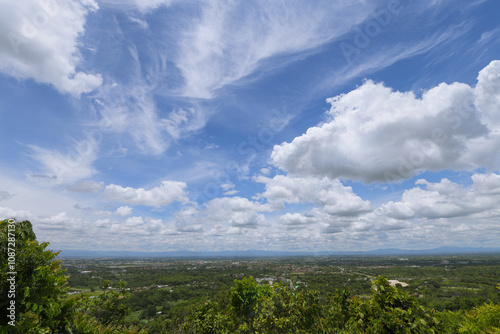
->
[56,246,500,258]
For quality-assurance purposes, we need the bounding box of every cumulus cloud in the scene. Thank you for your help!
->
[115,206,133,216]
[272,60,500,183]
[0,207,33,221]
[0,0,102,95]
[103,181,189,207]
[106,216,164,237]
[37,212,72,230]
[169,197,270,237]
[256,175,371,216]
[378,173,500,220]
[475,60,500,128]
[121,216,144,228]
[6,174,500,251]
[204,197,269,229]
[279,212,317,230]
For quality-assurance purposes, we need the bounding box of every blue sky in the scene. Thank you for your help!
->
[1,0,500,252]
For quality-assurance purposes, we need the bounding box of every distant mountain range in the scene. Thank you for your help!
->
[56,246,500,258]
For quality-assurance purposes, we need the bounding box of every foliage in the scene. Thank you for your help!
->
[82,280,132,326]
[183,276,447,334]
[140,305,157,320]
[347,276,442,333]
[67,312,145,334]
[0,219,144,333]
[438,283,500,334]
[252,285,324,333]
[230,276,271,319]
[0,219,75,333]
[189,301,231,334]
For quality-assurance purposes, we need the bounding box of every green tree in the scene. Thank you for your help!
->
[348,276,443,333]
[188,301,230,334]
[252,284,324,333]
[230,276,271,319]
[140,305,157,320]
[84,280,132,326]
[184,275,447,334]
[0,219,76,333]
[441,283,500,334]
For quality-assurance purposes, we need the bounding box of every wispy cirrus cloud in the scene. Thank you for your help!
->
[99,0,178,13]
[174,0,377,98]
[28,140,98,185]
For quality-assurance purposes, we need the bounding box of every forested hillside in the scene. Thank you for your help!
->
[1,219,500,333]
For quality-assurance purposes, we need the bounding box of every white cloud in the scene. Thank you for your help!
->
[122,216,144,227]
[115,206,133,216]
[94,218,112,228]
[475,60,500,128]
[221,183,234,191]
[204,197,269,229]
[0,0,102,95]
[378,173,500,220]
[471,173,500,195]
[0,207,33,221]
[37,212,72,230]
[91,209,112,217]
[107,216,165,236]
[256,175,371,216]
[0,174,86,218]
[92,83,207,155]
[99,0,177,13]
[223,190,238,196]
[162,107,207,141]
[67,180,104,193]
[103,180,188,207]
[279,212,316,228]
[93,84,169,155]
[29,139,98,185]
[169,197,271,237]
[175,0,376,98]
[272,61,500,183]
[5,172,500,251]
[477,27,500,46]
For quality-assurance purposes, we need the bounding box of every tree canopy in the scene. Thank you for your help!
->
[0,219,144,334]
